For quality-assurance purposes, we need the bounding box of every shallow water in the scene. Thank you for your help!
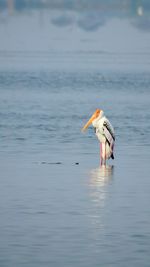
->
[0,7,150,267]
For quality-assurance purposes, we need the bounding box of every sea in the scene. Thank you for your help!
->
[0,6,150,267]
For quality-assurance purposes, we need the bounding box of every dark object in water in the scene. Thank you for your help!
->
[41,162,62,165]
[48,162,62,165]
[75,162,79,165]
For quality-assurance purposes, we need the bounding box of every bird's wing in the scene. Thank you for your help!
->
[103,120,115,150]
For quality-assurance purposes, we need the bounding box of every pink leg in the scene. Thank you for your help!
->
[100,143,102,166]
[101,142,106,166]
[104,142,106,165]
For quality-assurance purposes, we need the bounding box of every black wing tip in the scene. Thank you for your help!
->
[111,153,114,160]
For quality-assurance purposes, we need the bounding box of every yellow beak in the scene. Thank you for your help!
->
[81,115,95,132]
[81,109,101,132]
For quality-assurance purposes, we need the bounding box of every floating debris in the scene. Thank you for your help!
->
[41,161,62,165]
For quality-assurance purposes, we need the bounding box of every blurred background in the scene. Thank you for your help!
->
[1,0,150,19]
[0,0,150,71]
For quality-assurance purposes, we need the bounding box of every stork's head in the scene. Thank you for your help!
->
[81,109,103,132]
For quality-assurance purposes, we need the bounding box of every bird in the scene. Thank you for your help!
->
[82,109,115,165]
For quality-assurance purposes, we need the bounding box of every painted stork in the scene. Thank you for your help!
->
[82,109,115,165]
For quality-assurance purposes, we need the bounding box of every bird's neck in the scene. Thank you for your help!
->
[92,112,104,127]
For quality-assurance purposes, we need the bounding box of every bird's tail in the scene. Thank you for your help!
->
[111,153,114,160]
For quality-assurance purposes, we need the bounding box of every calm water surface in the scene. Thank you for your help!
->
[0,8,150,267]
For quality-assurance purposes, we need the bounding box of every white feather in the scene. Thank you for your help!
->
[92,112,115,160]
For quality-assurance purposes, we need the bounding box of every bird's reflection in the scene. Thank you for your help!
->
[90,165,114,188]
[88,165,114,234]
[88,164,114,211]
